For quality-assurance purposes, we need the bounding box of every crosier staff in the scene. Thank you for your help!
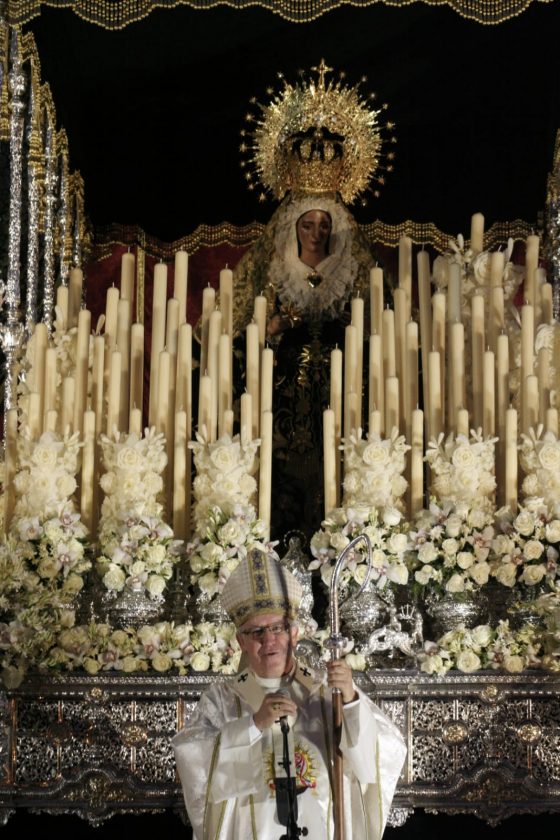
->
[327,533,373,840]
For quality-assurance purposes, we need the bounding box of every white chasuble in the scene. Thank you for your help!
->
[172,661,406,840]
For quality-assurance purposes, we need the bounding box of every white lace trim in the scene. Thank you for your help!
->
[268,195,358,321]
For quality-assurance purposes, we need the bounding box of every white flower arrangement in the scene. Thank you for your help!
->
[518,426,560,513]
[417,620,542,676]
[187,504,274,598]
[425,429,497,510]
[309,505,410,597]
[341,427,410,513]
[490,502,560,591]
[408,500,495,597]
[432,235,523,322]
[45,618,241,676]
[188,431,276,600]
[190,430,260,525]
[97,428,183,600]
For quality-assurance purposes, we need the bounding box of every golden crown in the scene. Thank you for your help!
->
[240,60,396,205]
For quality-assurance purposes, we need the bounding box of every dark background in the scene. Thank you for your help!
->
[25,2,560,243]
[6,3,560,837]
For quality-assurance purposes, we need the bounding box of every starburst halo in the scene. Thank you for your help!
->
[239,59,397,206]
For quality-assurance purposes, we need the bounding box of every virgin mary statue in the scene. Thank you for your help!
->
[231,61,395,542]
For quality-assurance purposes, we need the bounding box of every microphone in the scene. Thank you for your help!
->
[274,687,291,731]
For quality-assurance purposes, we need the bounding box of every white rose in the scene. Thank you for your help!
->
[523,540,544,561]
[100,471,116,494]
[538,442,560,472]
[32,444,58,469]
[209,445,238,473]
[145,575,167,597]
[442,538,459,556]
[457,551,474,569]
[103,566,126,591]
[152,652,173,672]
[471,251,491,284]
[387,563,408,585]
[445,574,465,593]
[456,650,482,673]
[514,510,536,537]
[362,442,389,467]
[415,566,434,585]
[382,507,402,527]
[190,652,211,672]
[218,520,245,546]
[56,474,77,498]
[503,654,525,673]
[84,658,101,675]
[420,654,446,675]
[521,564,546,586]
[471,625,492,647]
[451,445,477,469]
[546,520,560,543]
[387,533,408,554]
[353,564,369,585]
[445,515,463,538]
[116,446,142,470]
[469,562,490,585]
[494,563,517,587]
[330,531,350,552]
[522,473,540,497]
[418,542,438,564]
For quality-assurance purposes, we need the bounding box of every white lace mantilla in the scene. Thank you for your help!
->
[268,195,358,321]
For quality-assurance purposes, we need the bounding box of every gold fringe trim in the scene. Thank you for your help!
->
[92,217,536,262]
[2,0,553,29]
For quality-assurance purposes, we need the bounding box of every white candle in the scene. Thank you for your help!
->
[470,213,484,254]
[369,410,381,438]
[541,282,553,325]
[129,323,144,426]
[253,295,268,352]
[240,391,252,446]
[120,251,135,304]
[61,377,75,435]
[81,410,96,534]
[385,376,399,435]
[427,350,442,441]
[351,296,364,427]
[218,332,232,437]
[198,374,212,440]
[432,291,446,424]
[56,284,68,331]
[106,351,121,436]
[505,407,518,512]
[45,409,58,433]
[73,308,91,438]
[524,234,539,309]
[174,250,189,325]
[410,407,424,518]
[405,320,418,437]
[524,374,539,435]
[246,322,260,439]
[220,267,233,338]
[117,298,131,432]
[471,293,485,429]
[369,267,384,339]
[449,322,465,430]
[489,285,504,355]
[92,335,105,438]
[258,410,273,538]
[28,392,41,440]
[537,346,551,424]
[456,407,469,437]
[489,250,504,286]
[417,250,432,430]
[260,346,274,416]
[483,349,495,436]
[223,408,234,437]
[447,262,461,324]
[129,406,142,436]
[173,409,188,540]
[44,347,58,420]
[104,285,119,381]
[382,307,396,379]
[149,263,168,427]
[398,235,412,320]
[31,322,48,423]
[323,408,337,518]
[176,323,192,426]
[546,407,559,437]
[368,334,383,435]
[68,267,83,330]
[393,287,407,428]
[200,285,216,377]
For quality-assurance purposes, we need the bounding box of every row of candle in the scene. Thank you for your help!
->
[322,214,557,520]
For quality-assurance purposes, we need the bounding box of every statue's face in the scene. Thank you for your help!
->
[296,210,332,259]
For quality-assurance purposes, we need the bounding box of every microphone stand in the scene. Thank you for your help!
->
[277,715,308,839]
[327,533,373,840]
